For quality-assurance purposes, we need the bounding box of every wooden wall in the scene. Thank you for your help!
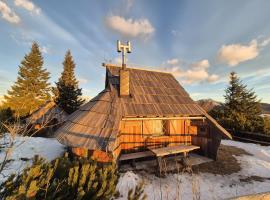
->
[191,119,221,160]
[72,118,221,161]
[71,148,113,162]
[113,119,205,159]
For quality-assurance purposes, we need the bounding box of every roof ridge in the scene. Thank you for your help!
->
[102,63,172,74]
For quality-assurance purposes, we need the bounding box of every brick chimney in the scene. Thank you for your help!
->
[120,69,130,96]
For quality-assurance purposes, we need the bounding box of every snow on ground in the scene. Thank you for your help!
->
[116,140,270,200]
[0,134,65,183]
[1,134,270,199]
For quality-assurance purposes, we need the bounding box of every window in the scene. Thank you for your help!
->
[142,120,169,136]
[150,120,169,136]
[162,120,169,135]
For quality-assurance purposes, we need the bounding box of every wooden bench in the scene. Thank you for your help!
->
[119,150,155,161]
[148,145,200,157]
[148,145,200,174]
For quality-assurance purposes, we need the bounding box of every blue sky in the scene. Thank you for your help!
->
[1,0,270,103]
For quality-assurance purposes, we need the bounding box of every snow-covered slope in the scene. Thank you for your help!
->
[116,140,270,200]
[1,135,270,200]
[0,135,66,183]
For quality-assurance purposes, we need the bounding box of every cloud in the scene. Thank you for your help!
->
[166,58,179,65]
[207,74,219,82]
[82,95,91,102]
[106,15,155,39]
[40,45,50,54]
[161,58,219,84]
[218,40,258,66]
[190,92,203,97]
[14,0,40,14]
[182,69,209,84]
[191,59,210,69]
[78,78,89,84]
[10,32,51,54]
[10,31,32,46]
[261,37,270,47]
[0,1,20,24]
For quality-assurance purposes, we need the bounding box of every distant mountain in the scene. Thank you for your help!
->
[196,99,270,114]
[261,103,270,114]
[196,99,222,112]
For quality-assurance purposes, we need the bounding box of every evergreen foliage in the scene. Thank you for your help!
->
[263,117,270,135]
[128,182,147,200]
[0,107,14,133]
[0,153,118,200]
[211,72,263,133]
[3,42,51,118]
[55,50,84,114]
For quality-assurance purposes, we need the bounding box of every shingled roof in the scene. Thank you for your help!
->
[27,101,68,125]
[107,65,204,117]
[56,65,231,151]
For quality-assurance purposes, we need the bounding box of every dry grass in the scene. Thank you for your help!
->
[121,144,253,176]
[193,144,251,175]
[239,176,270,183]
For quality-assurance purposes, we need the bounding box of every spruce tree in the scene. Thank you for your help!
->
[222,72,262,132]
[3,42,51,117]
[55,50,84,114]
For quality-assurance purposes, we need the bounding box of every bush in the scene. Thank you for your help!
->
[0,153,118,200]
[0,107,14,133]
[263,117,270,135]
[128,181,147,200]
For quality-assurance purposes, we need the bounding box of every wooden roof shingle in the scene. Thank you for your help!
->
[55,65,231,151]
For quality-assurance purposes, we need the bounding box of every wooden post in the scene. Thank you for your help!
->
[157,156,163,176]
[183,151,187,158]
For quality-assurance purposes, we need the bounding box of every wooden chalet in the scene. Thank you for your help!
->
[55,62,232,162]
[27,101,68,135]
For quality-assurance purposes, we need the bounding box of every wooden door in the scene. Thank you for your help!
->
[119,120,143,152]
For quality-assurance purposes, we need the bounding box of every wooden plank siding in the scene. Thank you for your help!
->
[71,118,221,162]
[113,118,204,159]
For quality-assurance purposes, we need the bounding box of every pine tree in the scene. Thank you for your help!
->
[0,154,118,200]
[222,72,262,132]
[3,42,51,117]
[55,50,84,114]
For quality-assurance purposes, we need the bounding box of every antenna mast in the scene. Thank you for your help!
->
[117,40,131,69]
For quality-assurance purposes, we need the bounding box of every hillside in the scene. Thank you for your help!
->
[261,103,270,114]
[197,99,270,114]
[196,99,222,112]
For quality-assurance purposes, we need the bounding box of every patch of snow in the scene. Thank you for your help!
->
[116,140,270,200]
[1,134,270,199]
[0,134,65,183]
[117,171,140,196]
[222,140,270,162]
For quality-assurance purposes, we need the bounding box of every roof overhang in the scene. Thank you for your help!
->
[204,112,232,139]
[122,116,206,121]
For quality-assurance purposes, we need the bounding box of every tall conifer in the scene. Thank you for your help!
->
[55,50,84,114]
[3,42,51,117]
[222,72,263,132]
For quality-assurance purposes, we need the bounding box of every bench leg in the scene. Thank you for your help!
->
[182,152,192,173]
[157,156,163,176]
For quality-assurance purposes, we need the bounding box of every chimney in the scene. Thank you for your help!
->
[120,69,130,96]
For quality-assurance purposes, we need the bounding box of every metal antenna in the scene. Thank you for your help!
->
[117,40,131,69]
